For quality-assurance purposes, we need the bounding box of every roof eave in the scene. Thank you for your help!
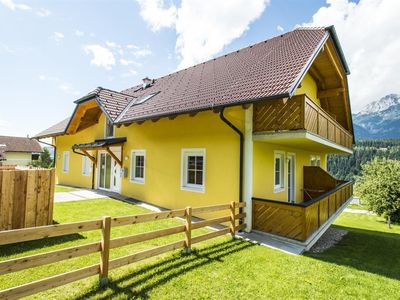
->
[326,25,350,75]
[114,93,291,125]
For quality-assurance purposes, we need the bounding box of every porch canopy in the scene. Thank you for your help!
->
[72,137,126,166]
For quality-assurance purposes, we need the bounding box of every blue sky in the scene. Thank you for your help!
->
[0,0,399,137]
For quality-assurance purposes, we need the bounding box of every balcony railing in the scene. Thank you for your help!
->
[252,180,353,241]
[253,94,353,150]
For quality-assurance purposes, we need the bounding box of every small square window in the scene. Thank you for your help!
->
[182,149,205,192]
[131,150,145,183]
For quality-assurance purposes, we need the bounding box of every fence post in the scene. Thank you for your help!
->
[100,216,111,286]
[230,201,236,239]
[184,207,192,254]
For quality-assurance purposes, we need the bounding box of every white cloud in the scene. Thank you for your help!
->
[0,0,31,11]
[132,48,152,58]
[121,69,138,78]
[52,32,64,43]
[136,0,178,31]
[75,30,84,37]
[277,25,284,32]
[84,45,116,70]
[0,43,15,54]
[58,83,80,96]
[303,0,400,112]
[136,0,269,69]
[106,41,119,48]
[36,8,51,17]
[39,75,59,81]
[120,58,140,66]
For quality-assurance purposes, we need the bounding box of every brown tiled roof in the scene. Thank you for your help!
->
[0,136,42,152]
[34,118,70,139]
[117,28,328,123]
[37,27,344,135]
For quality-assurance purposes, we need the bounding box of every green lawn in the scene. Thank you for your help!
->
[347,203,369,210]
[55,185,78,193]
[0,199,399,299]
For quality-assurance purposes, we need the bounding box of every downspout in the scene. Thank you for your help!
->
[219,107,244,207]
[36,138,57,168]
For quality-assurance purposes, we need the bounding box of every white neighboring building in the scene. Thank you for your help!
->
[0,136,42,166]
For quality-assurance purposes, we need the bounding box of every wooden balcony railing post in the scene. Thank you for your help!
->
[230,201,236,239]
[184,207,192,254]
[100,216,111,286]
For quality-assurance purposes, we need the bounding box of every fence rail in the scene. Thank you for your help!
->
[0,201,246,300]
[0,168,55,231]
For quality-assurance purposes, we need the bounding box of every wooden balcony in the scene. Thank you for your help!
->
[253,94,353,151]
[252,168,353,241]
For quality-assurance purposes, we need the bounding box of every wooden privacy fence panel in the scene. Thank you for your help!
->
[253,182,353,241]
[0,169,55,231]
[253,94,353,150]
[0,201,247,300]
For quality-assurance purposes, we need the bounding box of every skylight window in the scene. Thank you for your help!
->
[135,92,159,105]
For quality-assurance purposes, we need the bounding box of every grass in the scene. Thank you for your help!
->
[347,203,369,210]
[54,185,78,193]
[0,199,399,299]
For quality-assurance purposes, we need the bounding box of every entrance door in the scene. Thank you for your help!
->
[287,154,295,203]
[110,158,121,192]
[98,152,121,192]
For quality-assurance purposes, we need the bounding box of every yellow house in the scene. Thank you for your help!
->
[35,26,354,247]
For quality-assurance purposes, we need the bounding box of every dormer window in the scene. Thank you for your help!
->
[105,119,114,138]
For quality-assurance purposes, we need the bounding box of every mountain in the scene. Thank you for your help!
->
[352,94,400,139]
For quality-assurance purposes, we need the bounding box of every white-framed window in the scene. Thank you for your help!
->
[82,155,91,176]
[131,150,146,183]
[181,148,205,192]
[274,151,285,192]
[62,151,69,173]
[105,118,114,138]
[310,155,321,167]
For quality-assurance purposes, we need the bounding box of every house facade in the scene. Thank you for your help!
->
[0,136,42,166]
[35,27,354,245]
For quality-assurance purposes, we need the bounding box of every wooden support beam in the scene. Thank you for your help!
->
[105,147,122,167]
[81,149,96,165]
[123,123,132,127]
[325,42,344,82]
[188,112,198,117]
[151,118,160,123]
[168,115,177,120]
[242,104,251,110]
[317,88,345,99]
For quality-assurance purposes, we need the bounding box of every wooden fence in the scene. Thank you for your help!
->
[252,182,352,241]
[0,169,55,231]
[0,201,246,300]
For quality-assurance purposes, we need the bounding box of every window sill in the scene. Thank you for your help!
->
[274,187,285,193]
[130,179,145,184]
[181,186,205,193]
